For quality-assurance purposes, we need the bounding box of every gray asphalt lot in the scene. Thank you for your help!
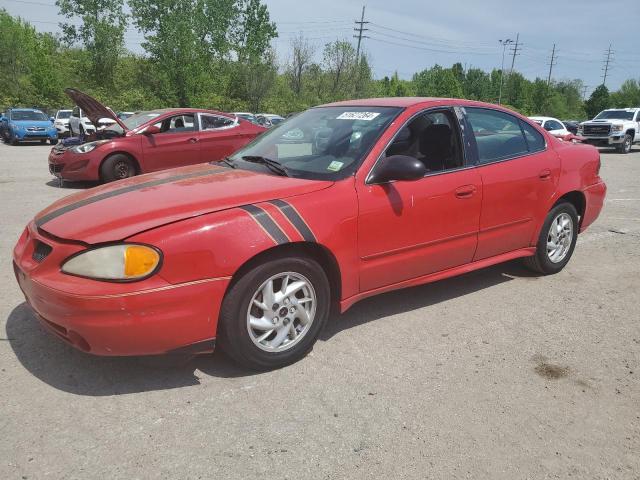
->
[1,141,639,479]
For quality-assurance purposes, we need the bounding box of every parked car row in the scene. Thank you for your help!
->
[232,112,285,128]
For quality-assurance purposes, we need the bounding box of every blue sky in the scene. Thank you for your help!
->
[1,0,638,94]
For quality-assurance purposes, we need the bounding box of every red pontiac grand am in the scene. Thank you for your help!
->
[48,89,265,183]
[15,98,606,370]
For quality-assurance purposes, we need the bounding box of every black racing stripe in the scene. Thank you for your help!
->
[269,199,316,242]
[35,167,226,227]
[239,205,289,245]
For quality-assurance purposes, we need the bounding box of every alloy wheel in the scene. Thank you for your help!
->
[546,212,574,263]
[246,272,317,352]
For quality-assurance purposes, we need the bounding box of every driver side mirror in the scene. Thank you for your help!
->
[368,155,427,184]
[142,125,161,135]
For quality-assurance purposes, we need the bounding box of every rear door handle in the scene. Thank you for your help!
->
[188,137,198,143]
[455,185,477,199]
[539,169,551,180]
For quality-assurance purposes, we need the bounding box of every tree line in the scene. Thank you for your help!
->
[1,4,639,119]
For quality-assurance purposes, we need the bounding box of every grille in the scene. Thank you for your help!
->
[32,240,53,262]
[27,127,45,132]
[49,163,64,174]
[583,124,611,136]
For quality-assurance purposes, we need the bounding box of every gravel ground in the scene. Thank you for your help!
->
[1,141,638,480]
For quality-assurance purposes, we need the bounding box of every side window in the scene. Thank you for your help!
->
[154,114,195,134]
[545,120,563,131]
[200,114,234,130]
[72,106,79,117]
[466,108,528,164]
[384,110,464,173]
[520,121,546,153]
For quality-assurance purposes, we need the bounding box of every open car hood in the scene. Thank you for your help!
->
[64,88,129,132]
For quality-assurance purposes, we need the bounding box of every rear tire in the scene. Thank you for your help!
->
[218,255,330,370]
[523,202,578,275]
[617,134,632,154]
[100,154,136,183]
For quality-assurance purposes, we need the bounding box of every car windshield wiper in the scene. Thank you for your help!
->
[241,155,288,176]
[218,156,236,169]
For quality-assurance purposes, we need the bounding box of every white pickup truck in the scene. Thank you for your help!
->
[579,108,640,154]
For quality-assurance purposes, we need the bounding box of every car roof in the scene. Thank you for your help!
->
[529,116,560,122]
[602,108,640,112]
[9,108,43,112]
[319,97,530,110]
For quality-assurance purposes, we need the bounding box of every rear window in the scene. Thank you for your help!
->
[466,108,528,163]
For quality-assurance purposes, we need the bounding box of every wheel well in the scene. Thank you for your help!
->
[554,191,585,226]
[227,242,342,313]
[99,152,140,179]
[626,129,635,137]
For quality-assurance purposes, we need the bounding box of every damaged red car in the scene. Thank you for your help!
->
[15,98,606,370]
[48,89,265,183]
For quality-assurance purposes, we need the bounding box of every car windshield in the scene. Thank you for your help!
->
[229,106,402,180]
[594,110,636,120]
[105,111,162,133]
[57,111,72,119]
[12,110,47,121]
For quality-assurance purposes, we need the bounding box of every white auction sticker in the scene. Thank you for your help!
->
[336,111,380,121]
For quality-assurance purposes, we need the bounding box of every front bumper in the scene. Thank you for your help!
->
[48,148,101,181]
[581,134,625,146]
[13,223,229,356]
[13,129,58,141]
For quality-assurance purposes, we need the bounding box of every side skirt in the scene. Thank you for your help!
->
[340,247,536,313]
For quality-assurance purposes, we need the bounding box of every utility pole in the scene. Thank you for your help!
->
[546,43,557,86]
[509,33,521,74]
[581,85,589,100]
[498,38,513,104]
[353,6,369,64]
[602,44,613,86]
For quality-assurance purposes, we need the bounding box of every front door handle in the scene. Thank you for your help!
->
[455,185,477,199]
[539,169,551,180]
[188,137,199,143]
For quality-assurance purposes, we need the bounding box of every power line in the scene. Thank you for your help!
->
[353,5,369,63]
[498,38,513,104]
[602,44,613,86]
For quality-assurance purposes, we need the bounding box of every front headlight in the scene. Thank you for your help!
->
[61,244,162,281]
[611,125,623,132]
[71,140,109,154]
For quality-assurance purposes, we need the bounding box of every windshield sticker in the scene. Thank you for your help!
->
[336,111,380,121]
[327,160,344,172]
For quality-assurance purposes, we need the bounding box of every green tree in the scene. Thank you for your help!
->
[413,65,463,98]
[56,0,127,86]
[584,84,610,118]
[610,79,640,107]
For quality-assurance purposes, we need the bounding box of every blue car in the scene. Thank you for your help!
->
[3,108,58,145]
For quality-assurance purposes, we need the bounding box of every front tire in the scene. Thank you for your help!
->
[100,154,136,183]
[50,138,58,145]
[523,202,578,275]
[617,134,632,154]
[218,255,330,370]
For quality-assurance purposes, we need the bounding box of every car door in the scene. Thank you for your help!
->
[141,113,201,172]
[197,113,251,162]
[464,107,560,260]
[356,107,482,292]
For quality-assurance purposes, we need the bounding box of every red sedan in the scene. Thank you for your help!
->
[48,89,265,182]
[14,98,606,370]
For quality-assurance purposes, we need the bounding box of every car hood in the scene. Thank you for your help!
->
[583,119,627,125]
[65,88,128,132]
[35,163,332,244]
[12,120,53,128]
